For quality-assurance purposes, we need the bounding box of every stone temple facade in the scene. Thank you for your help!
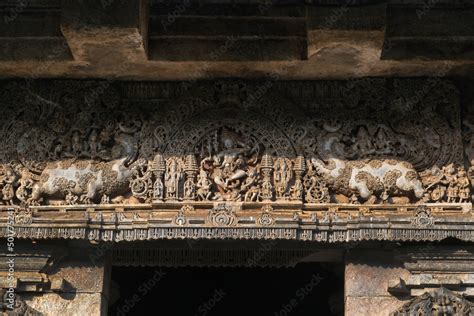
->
[0,0,474,315]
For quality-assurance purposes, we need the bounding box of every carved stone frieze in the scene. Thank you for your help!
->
[0,79,470,242]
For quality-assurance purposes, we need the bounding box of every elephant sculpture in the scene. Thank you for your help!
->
[28,157,143,204]
[311,158,425,202]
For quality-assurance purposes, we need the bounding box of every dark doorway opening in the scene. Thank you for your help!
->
[109,262,343,316]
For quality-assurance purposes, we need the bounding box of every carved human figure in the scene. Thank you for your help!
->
[184,179,195,200]
[196,169,212,201]
[422,164,470,203]
[0,166,17,205]
[351,126,375,156]
[65,191,79,205]
[52,141,64,159]
[226,180,242,201]
[70,130,83,156]
[153,178,164,200]
[241,166,258,191]
[15,168,35,205]
[374,127,392,154]
[242,167,261,201]
[244,184,261,202]
[274,158,292,200]
[88,129,100,158]
[443,164,459,203]
[165,159,180,199]
[211,129,252,188]
[469,165,474,200]
[290,180,303,201]
[457,168,470,203]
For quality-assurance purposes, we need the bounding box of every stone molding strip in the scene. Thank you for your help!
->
[0,203,472,243]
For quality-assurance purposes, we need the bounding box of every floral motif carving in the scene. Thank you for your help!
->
[209,203,236,227]
[257,205,275,226]
[411,206,435,228]
[14,208,32,225]
[173,210,187,226]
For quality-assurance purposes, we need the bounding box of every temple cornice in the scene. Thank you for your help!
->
[1,203,472,242]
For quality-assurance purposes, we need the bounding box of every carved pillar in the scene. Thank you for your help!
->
[260,154,274,201]
[290,156,305,201]
[151,154,166,202]
[183,155,198,201]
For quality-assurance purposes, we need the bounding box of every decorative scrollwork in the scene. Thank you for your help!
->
[209,203,236,227]
[174,210,187,226]
[411,206,435,228]
[14,208,32,225]
[257,205,274,226]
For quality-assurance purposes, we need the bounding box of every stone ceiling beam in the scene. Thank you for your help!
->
[382,0,474,60]
[0,0,73,61]
[0,0,473,79]
[60,0,149,65]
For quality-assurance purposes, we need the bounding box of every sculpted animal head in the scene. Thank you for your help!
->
[126,158,148,174]
[311,158,338,175]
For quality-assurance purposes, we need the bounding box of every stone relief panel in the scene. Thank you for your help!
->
[0,79,467,207]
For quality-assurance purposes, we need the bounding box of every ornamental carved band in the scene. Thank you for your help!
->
[0,79,470,208]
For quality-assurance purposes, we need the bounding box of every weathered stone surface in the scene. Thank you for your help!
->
[0,0,473,78]
[24,293,105,316]
[345,250,412,315]
[345,296,409,316]
[49,261,106,293]
[345,262,411,297]
[0,2,473,314]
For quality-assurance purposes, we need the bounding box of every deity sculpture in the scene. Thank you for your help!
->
[444,164,459,203]
[241,166,260,201]
[351,126,375,156]
[165,158,183,200]
[274,158,293,200]
[0,166,17,205]
[15,167,35,205]
[196,169,212,201]
[423,164,471,203]
[200,128,258,201]
[458,168,471,203]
